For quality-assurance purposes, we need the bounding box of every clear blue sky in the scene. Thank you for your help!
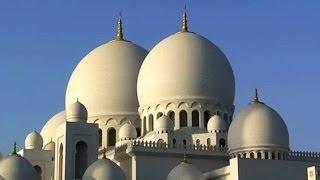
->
[0,1,319,154]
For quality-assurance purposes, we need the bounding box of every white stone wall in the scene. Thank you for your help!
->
[205,157,320,180]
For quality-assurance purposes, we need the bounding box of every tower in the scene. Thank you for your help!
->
[54,101,98,180]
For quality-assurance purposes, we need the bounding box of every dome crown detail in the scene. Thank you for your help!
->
[207,114,226,133]
[25,130,43,150]
[119,123,137,140]
[66,100,88,122]
[155,115,174,132]
[228,90,289,154]
[167,160,205,180]
[44,140,55,151]
[82,158,126,180]
[0,150,38,180]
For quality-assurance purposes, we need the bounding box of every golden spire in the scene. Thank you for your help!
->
[181,5,188,32]
[101,147,107,159]
[116,12,124,41]
[12,142,17,155]
[251,88,263,104]
[182,152,188,163]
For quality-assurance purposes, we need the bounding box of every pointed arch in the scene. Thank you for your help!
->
[75,141,88,178]
[107,128,116,146]
[192,110,199,127]
[179,110,187,127]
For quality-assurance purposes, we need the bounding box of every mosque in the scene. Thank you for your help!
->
[0,10,320,180]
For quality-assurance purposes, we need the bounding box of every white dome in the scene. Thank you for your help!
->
[43,141,55,151]
[207,114,226,132]
[41,110,66,145]
[119,123,137,140]
[66,40,148,117]
[82,158,126,180]
[137,32,235,107]
[155,115,174,132]
[25,131,43,150]
[228,99,289,154]
[66,101,88,122]
[167,161,205,180]
[0,154,38,180]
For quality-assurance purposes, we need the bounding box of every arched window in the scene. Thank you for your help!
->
[204,111,210,128]
[107,128,116,146]
[98,129,102,147]
[272,152,275,160]
[196,139,200,146]
[265,152,269,159]
[148,114,154,131]
[34,165,42,179]
[257,152,262,159]
[192,110,199,127]
[179,110,187,127]
[75,141,88,179]
[59,143,63,180]
[219,138,226,147]
[136,128,141,137]
[143,117,146,133]
[157,112,163,119]
[168,111,175,121]
[243,153,247,158]
[250,152,254,158]
[183,139,187,147]
[207,138,211,147]
[173,138,176,146]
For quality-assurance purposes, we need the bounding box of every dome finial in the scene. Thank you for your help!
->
[251,88,263,104]
[116,11,124,41]
[102,147,107,159]
[12,142,17,155]
[182,152,188,163]
[181,5,188,32]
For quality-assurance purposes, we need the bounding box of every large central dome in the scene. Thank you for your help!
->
[137,32,235,107]
[66,39,148,117]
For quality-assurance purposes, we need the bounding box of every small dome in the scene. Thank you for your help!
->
[0,154,38,180]
[25,131,43,150]
[155,115,174,132]
[43,141,55,151]
[41,110,66,145]
[82,158,126,180]
[167,161,205,180]
[207,114,226,132]
[228,92,289,154]
[119,123,137,140]
[66,100,88,122]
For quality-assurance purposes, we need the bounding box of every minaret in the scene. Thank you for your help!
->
[54,101,98,180]
[181,5,188,32]
[115,12,124,40]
